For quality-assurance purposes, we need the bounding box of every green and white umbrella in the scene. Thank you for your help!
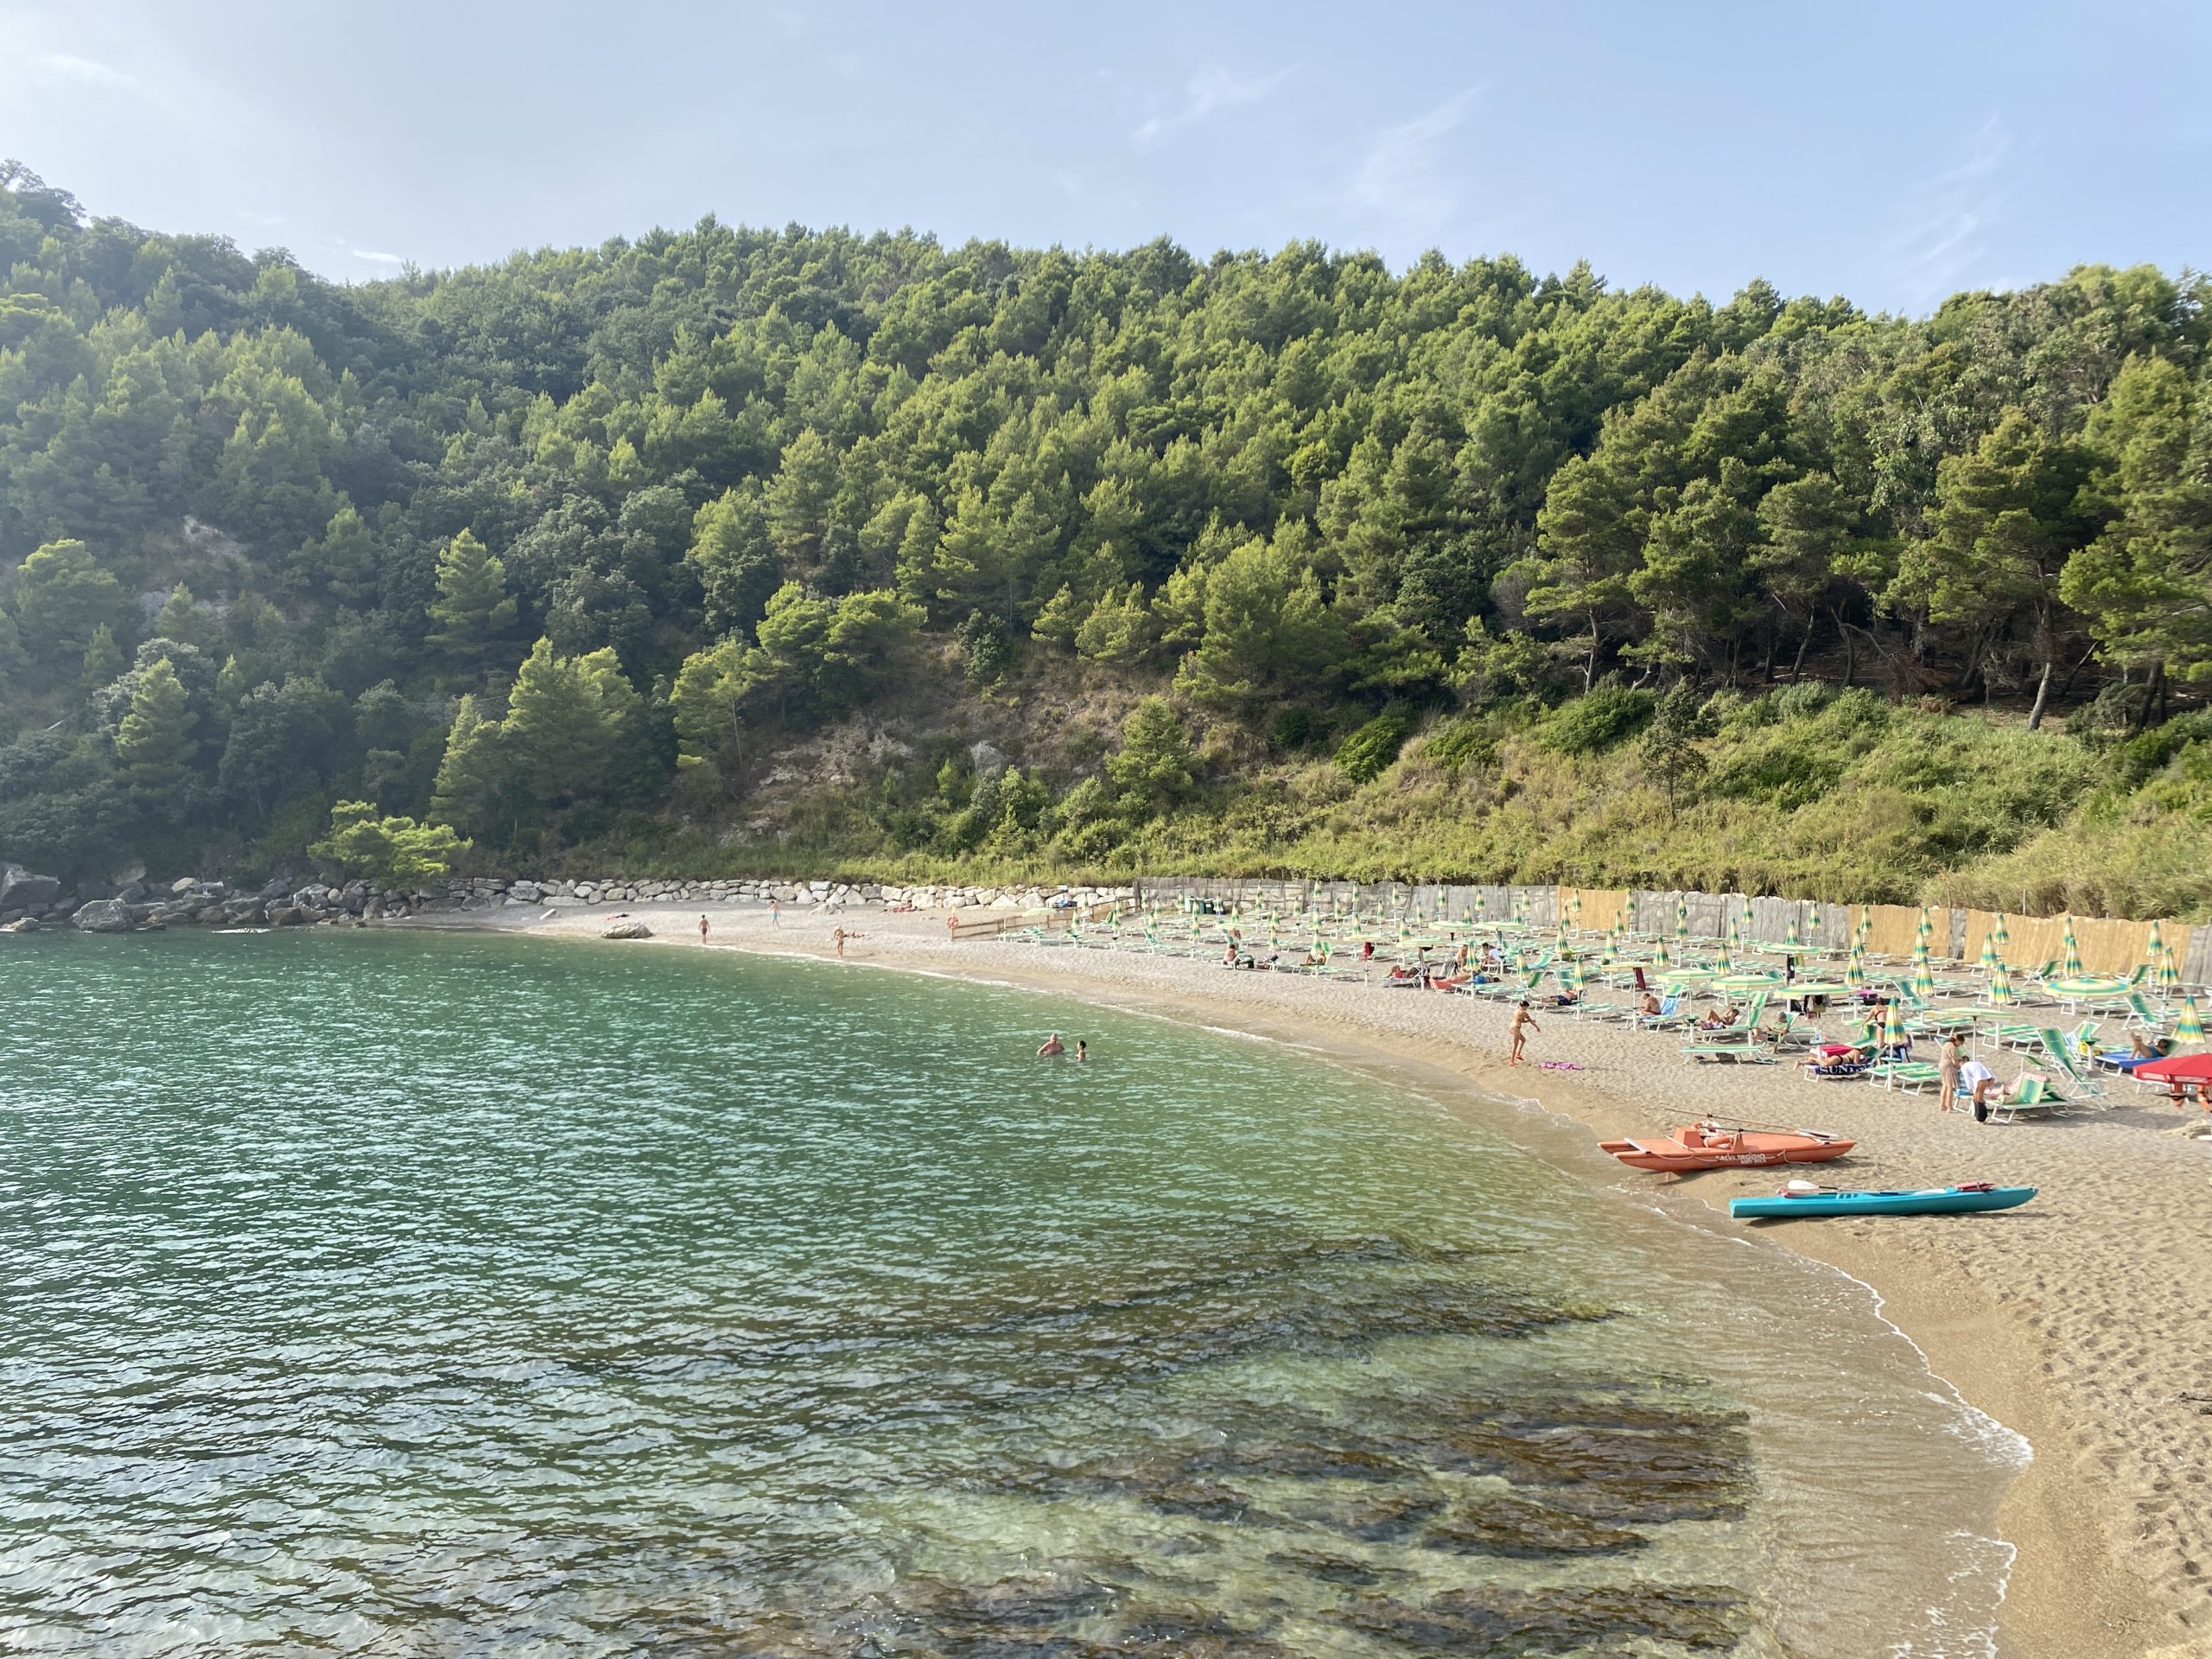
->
[1881,997,1909,1052]
[1990,911,2010,950]
[1559,957,1585,997]
[2156,942,2183,998]
[1713,935,1734,973]
[1568,892,1583,930]
[1987,957,2017,1007]
[1652,937,1673,973]
[1977,932,1999,974]
[1910,955,1936,1002]
[1784,914,1802,952]
[1807,901,1822,939]
[1844,946,1866,992]
[2062,916,2083,978]
[2175,993,2206,1049]
[1740,894,1756,939]
[1915,906,1933,945]
[1473,892,1486,921]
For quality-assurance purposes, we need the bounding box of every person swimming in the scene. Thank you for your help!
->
[1037,1033,1066,1058]
[1074,1039,1087,1062]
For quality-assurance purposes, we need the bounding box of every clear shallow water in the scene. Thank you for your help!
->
[0,930,2018,1656]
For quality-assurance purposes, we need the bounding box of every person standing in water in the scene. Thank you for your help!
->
[1074,1039,1087,1062]
[1508,999,1541,1066]
[1037,1033,1065,1058]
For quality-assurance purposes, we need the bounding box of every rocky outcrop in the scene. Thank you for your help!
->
[3,916,39,932]
[0,863,60,912]
[601,921,653,939]
[71,899,134,933]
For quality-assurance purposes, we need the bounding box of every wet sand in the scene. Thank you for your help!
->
[414,900,2212,1659]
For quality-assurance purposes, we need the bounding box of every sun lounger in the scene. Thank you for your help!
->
[2035,1027,2108,1101]
[1867,1060,1942,1091]
[1988,1074,2063,1123]
[2124,992,2170,1033]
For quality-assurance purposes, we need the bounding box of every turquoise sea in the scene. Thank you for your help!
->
[0,929,2021,1656]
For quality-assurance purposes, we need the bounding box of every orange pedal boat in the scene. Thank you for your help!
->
[1600,1121,1854,1173]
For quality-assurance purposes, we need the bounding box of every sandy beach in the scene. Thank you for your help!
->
[413,899,2212,1659]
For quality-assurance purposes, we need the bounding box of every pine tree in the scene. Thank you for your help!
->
[79,623,124,694]
[504,639,640,805]
[154,583,214,651]
[429,694,510,836]
[425,530,518,670]
[114,656,198,809]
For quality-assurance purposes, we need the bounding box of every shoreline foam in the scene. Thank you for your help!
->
[397,899,2211,1659]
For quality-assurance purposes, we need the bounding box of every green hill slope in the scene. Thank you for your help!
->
[2,162,2208,913]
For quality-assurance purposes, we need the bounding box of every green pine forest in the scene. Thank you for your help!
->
[3,161,2210,917]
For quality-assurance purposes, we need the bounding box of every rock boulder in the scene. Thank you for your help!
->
[601,921,653,940]
[72,899,134,933]
[0,864,60,912]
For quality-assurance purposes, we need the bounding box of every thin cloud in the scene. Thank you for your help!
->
[1133,66,1292,145]
[32,52,135,89]
[1348,87,1480,255]
[1883,118,2010,310]
[344,247,405,266]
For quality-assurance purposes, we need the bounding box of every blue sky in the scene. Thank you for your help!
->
[2,0,2203,315]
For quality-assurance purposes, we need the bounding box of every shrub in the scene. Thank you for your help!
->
[1422,715,1495,774]
[1268,707,1317,752]
[1534,688,1656,755]
[1335,713,1412,783]
[1771,679,1837,721]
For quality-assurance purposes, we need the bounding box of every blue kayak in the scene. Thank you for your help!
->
[1731,1184,2037,1220]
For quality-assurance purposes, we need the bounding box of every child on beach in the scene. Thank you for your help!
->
[1509,1000,1540,1066]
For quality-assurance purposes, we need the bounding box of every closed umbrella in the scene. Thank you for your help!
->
[1741,894,1756,940]
[1991,911,2010,951]
[1569,892,1584,931]
[1844,948,1866,993]
[1915,906,1933,947]
[1910,954,1936,1002]
[2062,916,2083,978]
[1473,892,1486,922]
[1988,958,2017,1007]
[2175,993,2206,1049]
[2146,918,2165,963]
[1977,932,1999,975]
[1714,934,1734,973]
[1785,914,1802,952]
[1808,901,1822,939]
[1675,899,1691,945]
[1560,957,1585,999]
[2156,943,2182,999]
[1653,937,1673,973]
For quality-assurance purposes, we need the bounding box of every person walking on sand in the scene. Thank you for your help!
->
[771,898,781,928]
[698,913,710,944]
[1509,999,1540,1066]
[1938,1034,1962,1113]
[832,925,861,958]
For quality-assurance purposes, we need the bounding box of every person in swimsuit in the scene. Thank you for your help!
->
[1074,1040,1086,1062]
[1038,1033,1065,1058]
[1508,1000,1540,1066]
[698,913,710,944]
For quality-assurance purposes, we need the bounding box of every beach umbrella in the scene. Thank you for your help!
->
[1808,901,1822,936]
[1740,894,1756,940]
[1713,935,1733,973]
[1910,955,1936,1003]
[1977,931,1999,974]
[1844,947,1866,992]
[1652,937,1672,973]
[1675,904,1691,946]
[2062,915,2083,978]
[2156,942,2182,999]
[1784,913,1802,952]
[1991,911,2010,951]
[1568,891,1584,931]
[1559,957,1585,998]
[1987,958,2017,1007]
[1473,892,1487,921]
[2175,993,2206,1049]
[1881,997,1909,1052]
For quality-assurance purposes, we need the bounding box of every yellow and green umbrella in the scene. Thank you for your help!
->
[1844,946,1866,992]
[1915,906,1934,946]
[1652,937,1673,973]
[1675,901,1691,944]
[1472,892,1486,922]
[1977,932,1999,974]
[1987,957,2017,1007]
[2174,993,2206,1049]
[1990,911,2010,951]
[1559,957,1585,998]
[2062,915,2083,978]
[1910,955,1936,1002]
[1881,996,1909,1052]
[1808,901,1822,937]
[2156,942,2182,998]
[1784,913,1802,952]
[1714,935,1734,973]
[1568,892,1584,931]
[1740,894,1756,940]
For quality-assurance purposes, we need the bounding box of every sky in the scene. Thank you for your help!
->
[1,0,2204,316]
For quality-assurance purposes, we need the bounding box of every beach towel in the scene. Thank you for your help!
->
[1538,1059,1585,1071]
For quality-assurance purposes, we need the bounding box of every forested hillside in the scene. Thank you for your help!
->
[3,161,2210,913]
